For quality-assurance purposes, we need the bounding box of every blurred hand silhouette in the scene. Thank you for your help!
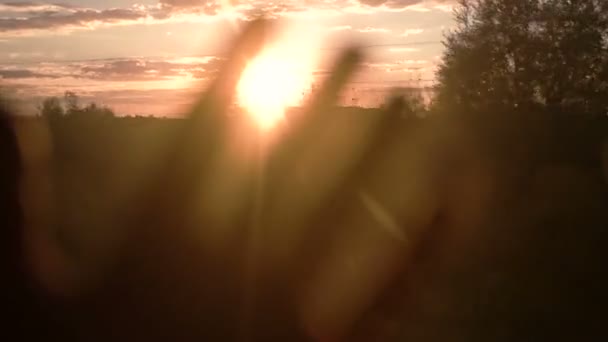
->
[17,19,441,341]
[10,17,516,342]
[117,19,430,341]
[17,17,608,342]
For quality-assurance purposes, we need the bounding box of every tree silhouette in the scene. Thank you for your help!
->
[82,101,115,117]
[39,92,115,119]
[435,0,608,116]
[64,91,81,116]
[39,96,65,120]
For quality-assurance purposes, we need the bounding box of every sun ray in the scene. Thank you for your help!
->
[237,22,320,130]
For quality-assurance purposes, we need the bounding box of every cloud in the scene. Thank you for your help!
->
[434,3,454,12]
[357,26,391,33]
[0,2,77,13]
[327,25,352,31]
[356,0,453,10]
[1,61,75,79]
[0,6,152,36]
[0,55,227,115]
[79,56,226,81]
[2,51,45,60]
[362,59,428,73]
[0,1,455,36]
[159,0,217,8]
[0,56,225,82]
[0,65,64,80]
[325,25,393,34]
[158,0,221,15]
[388,47,420,52]
[0,1,249,36]
[81,60,169,80]
[401,28,424,36]
[358,0,420,7]
[157,0,304,19]
[0,68,55,79]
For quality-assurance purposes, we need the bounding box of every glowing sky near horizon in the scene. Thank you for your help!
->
[0,0,455,116]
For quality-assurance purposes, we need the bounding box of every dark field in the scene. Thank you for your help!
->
[29,108,608,341]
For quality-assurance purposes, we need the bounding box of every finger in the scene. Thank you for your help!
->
[175,18,270,158]
[259,48,389,263]
[289,95,411,272]
[304,48,362,118]
[152,19,270,210]
[12,113,81,297]
[300,110,501,339]
[110,22,273,335]
[124,20,272,263]
[270,47,362,165]
[190,18,270,121]
[283,48,362,146]
[177,19,270,232]
[297,98,440,339]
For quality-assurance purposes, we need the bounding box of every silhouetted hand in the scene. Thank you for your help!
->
[127,19,427,340]
[20,18,589,342]
[15,18,459,341]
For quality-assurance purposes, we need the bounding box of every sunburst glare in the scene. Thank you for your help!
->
[237,23,320,130]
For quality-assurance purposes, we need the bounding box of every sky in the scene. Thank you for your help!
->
[0,0,456,116]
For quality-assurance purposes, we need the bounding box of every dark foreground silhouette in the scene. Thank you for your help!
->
[4,98,608,342]
[3,15,608,342]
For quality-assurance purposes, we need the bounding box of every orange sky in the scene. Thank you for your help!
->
[0,0,455,116]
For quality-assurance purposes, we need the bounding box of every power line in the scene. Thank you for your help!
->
[347,79,435,83]
[321,41,442,51]
[1,41,444,65]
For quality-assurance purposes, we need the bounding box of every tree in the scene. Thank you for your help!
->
[99,106,115,117]
[394,87,428,118]
[39,96,65,120]
[38,92,116,119]
[435,0,608,117]
[82,101,115,117]
[64,91,81,116]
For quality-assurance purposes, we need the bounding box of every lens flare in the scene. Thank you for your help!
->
[237,24,319,130]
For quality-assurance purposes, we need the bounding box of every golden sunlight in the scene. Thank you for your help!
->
[237,24,319,130]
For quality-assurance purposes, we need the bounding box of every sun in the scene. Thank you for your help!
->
[238,49,313,130]
[237,30,319,130]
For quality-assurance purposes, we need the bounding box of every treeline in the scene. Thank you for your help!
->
[39,91,115,119]
[435,0,608,118]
